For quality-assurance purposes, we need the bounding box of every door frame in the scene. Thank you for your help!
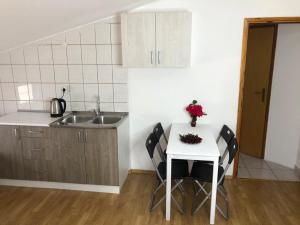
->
[233,17,300,178]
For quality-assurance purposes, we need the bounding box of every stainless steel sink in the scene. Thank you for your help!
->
[92,115,122,124]
[61,115,94,124]
[51,112,127,128]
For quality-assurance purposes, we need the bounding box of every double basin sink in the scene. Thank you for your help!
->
[50,112,127,128]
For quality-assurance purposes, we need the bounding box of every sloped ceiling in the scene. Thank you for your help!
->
[0,0,153,51]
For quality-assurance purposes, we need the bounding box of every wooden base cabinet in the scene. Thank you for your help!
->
[0,126,23,179]
[85,129,118,185]
[50,128,86,184]
[0,119,129,188]
[21,127,54,181]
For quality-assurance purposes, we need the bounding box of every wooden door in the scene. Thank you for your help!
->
[84,129,118,185]
[155,11,192,67]
[50,128,86,184]
[121,12,156,67]
[0,126,24,179]
[240,26,277,158]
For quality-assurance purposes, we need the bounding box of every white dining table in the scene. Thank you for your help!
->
[166,123,220,224]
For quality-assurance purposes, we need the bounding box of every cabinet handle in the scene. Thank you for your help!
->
[85,132,88,143]
[151,51,154,64]
[78,132,82,143]
[28,130,43,134]
[158,51,161,64]
[14,128,20,140]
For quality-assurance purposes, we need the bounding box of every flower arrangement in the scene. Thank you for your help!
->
[185,100,206,127]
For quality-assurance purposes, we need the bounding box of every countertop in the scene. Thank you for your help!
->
[0,112,59,127]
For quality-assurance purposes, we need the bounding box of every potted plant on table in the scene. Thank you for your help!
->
[185,100,206,127]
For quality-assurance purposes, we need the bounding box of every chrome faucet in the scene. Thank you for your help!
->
[94,98,101,116]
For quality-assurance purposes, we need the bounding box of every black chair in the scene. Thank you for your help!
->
[153,123,189,165]
[199,125,235,165]
[191,137,238,220]
[145,132,189,213]
[218,125,235,164]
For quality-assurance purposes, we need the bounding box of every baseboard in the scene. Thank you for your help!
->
[295,165,300,178]
[0,179,120,194]
[225,175,233,179]
[128,169,155,175]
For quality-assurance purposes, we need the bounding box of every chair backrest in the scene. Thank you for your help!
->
[145,132,159,159]
[218,125,234,144]
[153,123,168,160]
[218,125,235,164]
[228,137,238,164]
[153,123,166,141]
[218,137,239,185]
[145,132,165,182]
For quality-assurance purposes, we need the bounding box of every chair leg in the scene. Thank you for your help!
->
[192,180,210,215]
[219,184,227,196]
[216,186,229,220]
[149,180,164,212]
[192,192,210,215]
[195,180,209,196]
[192,181,230,220]
[149,179,185,214]
[175,179,185,195]
[169,180,185,214]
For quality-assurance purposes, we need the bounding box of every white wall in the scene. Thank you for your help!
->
[265,24,300,168]
[128,0,300,173]
[0,0,151,51]
[296,139,300,169]
[0,17,128,115]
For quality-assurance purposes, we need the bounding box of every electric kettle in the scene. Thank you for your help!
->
[50,98,66,117]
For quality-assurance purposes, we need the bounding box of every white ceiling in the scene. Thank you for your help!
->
[0,0,152,51]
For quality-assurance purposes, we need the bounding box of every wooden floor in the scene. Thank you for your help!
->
[0,174,299,225]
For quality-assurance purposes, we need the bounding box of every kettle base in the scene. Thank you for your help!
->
[51,114,63,118]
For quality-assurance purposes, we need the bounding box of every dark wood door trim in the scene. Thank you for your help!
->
[260,25,278,159]
[233,17,300,178]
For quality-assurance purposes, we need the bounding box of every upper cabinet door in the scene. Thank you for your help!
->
[155,11,192,67]
[121,12,156,67]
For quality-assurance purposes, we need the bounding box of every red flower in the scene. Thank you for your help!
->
[186,101,206,117]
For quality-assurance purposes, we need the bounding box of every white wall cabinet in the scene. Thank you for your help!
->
[121,11,191,68]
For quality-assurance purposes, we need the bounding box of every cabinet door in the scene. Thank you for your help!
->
[21,127,58,181]
[121,12,156,67]
[0,126,23,179]
[84,129,118,185]
[22,137,49,181]
[156,11,192,67]
[50,128,86,184]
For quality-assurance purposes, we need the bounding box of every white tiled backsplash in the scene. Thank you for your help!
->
[0,16,128,115]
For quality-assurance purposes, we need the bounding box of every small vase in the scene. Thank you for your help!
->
[191,116,197,127]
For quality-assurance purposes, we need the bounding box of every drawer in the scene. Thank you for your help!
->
[20,126,48,138]
[22,137,53,161]
[22,138,45,159]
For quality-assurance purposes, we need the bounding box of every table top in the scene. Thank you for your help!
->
[167,123,220,158]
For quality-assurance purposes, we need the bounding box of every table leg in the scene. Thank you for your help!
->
[210,158,218,224]
[166,155,172,220]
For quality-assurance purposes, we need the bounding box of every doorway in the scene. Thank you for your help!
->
[233,17,300,178]
[239,25,277,158]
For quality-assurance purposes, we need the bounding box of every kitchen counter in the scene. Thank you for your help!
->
[0,112,59,127]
